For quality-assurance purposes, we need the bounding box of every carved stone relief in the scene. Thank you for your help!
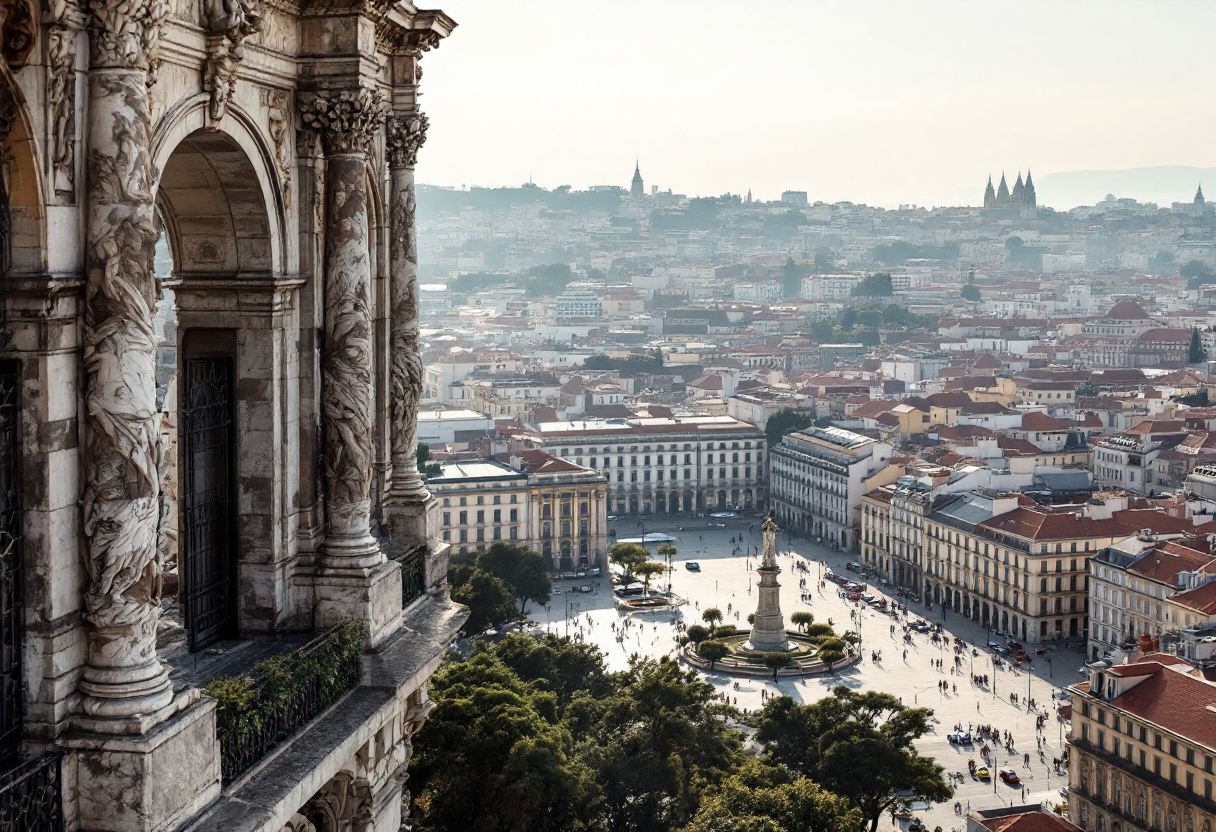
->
[88,0,172,84]
[385,113,427,500]
[305,771,373,832]
[262,87,291,191]
[300,87,386,156]
[301,87,387,563]
[0,0,37,68]
[78,3,174,719]
[202,0,262,124]
[46,25,78,196]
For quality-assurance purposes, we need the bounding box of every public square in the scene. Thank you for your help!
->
[532,513,1084,832]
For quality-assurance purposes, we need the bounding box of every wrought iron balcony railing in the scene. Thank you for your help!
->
[209,621,363,784]
[0,751,64,832]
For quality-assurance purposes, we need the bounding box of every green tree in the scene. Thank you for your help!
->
[493,633,614,707]
[702,607,724,635]
[578,657,742,832]
[682,759,861,832]
[635,561,667,597]
[609,542,650,585]
[764,409,814,448]
[416,442,443,479]
[449,566,517,634]
[754,686,953,832]
[1181,259,1213,278]
[685,624,711,645]
[476,541,553,614]
[790,611,814,632]
[1190,327,1206,364]
[410,652,601,831]
[697,639,729,671]
[851,272,893,297]
[806,622,835,639]
[764,652,792,682]
[960,283,981,302]
[781,257,804,299]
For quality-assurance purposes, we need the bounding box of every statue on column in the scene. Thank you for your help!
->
[749,514,788,652]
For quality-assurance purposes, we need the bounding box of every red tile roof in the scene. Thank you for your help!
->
[1021,412,1069,431]
[1105,663,1216,748]
[985,811,1082,832]
[978,507,1193,542]
[1170,581,1216,615]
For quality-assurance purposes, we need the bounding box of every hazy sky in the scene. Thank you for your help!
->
[417,1,1216,209]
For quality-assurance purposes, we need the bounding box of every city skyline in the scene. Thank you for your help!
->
[419,0,1216,209]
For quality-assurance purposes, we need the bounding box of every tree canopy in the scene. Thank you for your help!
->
[411,638,743,832]
[454,542,552,615]
[754,686,952,832]
[609,542,651,584]
[764,409,815,448]
[850,272,893,297]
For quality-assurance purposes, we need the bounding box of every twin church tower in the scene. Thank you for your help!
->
[984,170,1037,209]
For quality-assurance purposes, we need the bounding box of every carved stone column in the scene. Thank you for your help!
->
[301,87,388,572]
[383,112,430,549]
[301,88,403,647]
[78,0,174,724]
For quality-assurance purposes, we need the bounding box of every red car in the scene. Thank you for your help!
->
[999,768,1021,785]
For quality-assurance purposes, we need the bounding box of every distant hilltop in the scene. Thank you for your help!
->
[1036,165,1216,210]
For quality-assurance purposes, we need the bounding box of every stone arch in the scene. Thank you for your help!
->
[0,67,46,275]
[152,97,285,276]
[156,129,275,276]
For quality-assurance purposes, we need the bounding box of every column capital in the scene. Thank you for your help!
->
[300,87,388,156]
[385,111,428,170]
[87,0,171,81]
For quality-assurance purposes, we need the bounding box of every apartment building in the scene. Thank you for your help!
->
[1093,422,1188,493]
[923,493,1193,644]
[1089,536,1216,662]
[1069,657,1216,832]
[521,415,767,515]
[771,426,894,549]
[429,454,609,572]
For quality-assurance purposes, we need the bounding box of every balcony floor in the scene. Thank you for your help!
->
[164,633,314,692]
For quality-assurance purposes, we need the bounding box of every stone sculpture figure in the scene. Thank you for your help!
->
[749,514,788,652]
[203,0,263,123]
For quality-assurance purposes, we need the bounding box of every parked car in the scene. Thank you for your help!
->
[685,562,701,572]
[976,767,990,780]
[999,768,1021,785]
[847,561,861,572]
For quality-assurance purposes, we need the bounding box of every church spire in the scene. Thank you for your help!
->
[1197,183,1206,206]
[996,172,1010,204]
[983,175,997,209]
[1025,169,1037,208]
[630,160,644,198]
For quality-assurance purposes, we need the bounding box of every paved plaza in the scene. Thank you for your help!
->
[533,513,1084,832]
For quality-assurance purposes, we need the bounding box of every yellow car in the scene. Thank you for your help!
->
[976,767,990,779]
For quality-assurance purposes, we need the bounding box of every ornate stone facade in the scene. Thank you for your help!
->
[0,0,460,829]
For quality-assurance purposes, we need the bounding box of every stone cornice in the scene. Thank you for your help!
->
[299,87,387,156]
[376,7,453,55]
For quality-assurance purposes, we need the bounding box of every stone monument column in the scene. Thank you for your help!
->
[749,515,789,652]
[301,87,389,573]
[383,111,429,543]
[301,87,403,645]
[79,0,175,723]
